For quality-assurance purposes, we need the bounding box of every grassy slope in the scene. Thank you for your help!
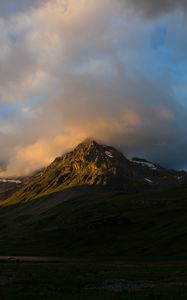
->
[0,184,187,257]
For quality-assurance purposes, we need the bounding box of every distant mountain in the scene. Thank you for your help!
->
[3,138,187,205]
[0,178,22,201]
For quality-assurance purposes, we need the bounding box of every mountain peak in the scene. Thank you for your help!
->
[4,139,187,205]
[76,138,99,148]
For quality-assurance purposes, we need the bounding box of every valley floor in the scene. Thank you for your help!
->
[0,258,187,300]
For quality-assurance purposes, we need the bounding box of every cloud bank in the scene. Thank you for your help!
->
[0,0,187,177]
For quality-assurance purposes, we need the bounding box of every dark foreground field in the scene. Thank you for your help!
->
[1,183,187,299]
[0,258,187,300]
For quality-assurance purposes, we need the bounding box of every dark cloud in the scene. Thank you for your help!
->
[123,0,187,18]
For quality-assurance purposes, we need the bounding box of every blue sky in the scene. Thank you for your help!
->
[0,0,187,176]
[150,27,167,50]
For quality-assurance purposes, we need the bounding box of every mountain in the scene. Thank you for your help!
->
[3,138,187,205]
[0,178,22,201]
[0,139,187,257]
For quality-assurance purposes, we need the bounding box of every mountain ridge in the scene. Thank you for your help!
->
[2,138,187,205]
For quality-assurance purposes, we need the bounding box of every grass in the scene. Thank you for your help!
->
[0,259,187,299]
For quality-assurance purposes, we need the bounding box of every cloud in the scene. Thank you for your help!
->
[122,0,187,18]
[0,0,187,177]
[156,108,174,121]
[0,0,42,17]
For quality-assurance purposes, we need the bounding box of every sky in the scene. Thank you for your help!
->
[0,0,187,177]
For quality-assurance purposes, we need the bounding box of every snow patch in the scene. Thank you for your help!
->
[105,151,113,158]
[131,159,157,170]
[0,179,21,184]
[144,178,153,183]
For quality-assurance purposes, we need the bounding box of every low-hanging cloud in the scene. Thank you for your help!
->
[0,0,187,177]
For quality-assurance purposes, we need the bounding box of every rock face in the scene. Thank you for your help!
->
[4,139,187,204]
[52,138,132,186]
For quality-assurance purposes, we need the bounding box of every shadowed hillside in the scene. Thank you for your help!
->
[0,184,187,257]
